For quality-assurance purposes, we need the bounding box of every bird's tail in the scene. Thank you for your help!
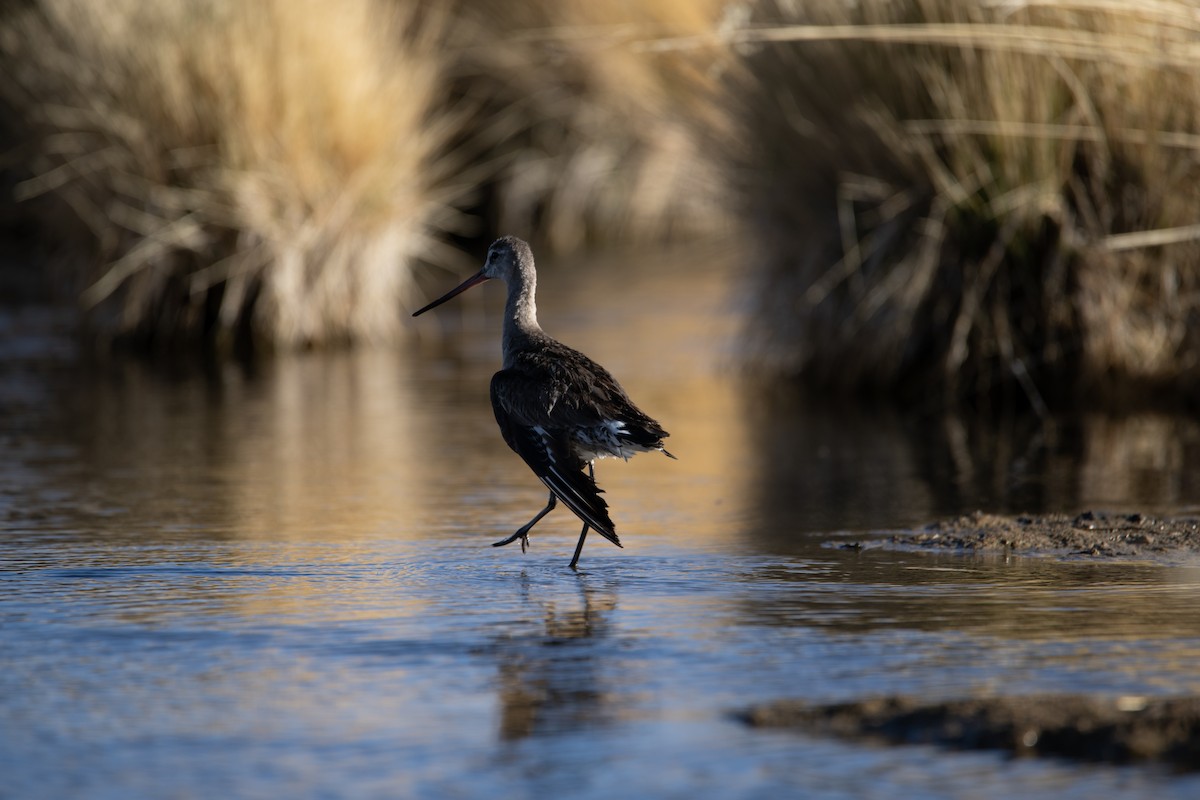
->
[539,467,621,549]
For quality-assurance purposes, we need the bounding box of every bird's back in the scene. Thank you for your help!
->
[489,333,671,545]
[501,334,669,458]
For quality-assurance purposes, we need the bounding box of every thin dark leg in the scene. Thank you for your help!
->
[568,462,597,570]
[569,522,589,570]
[493,492,556,552]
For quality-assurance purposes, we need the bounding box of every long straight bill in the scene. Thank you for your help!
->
[412,270,490,317]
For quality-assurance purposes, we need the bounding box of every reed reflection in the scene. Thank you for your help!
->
[12,344,498,553]
[744,383,1200,552]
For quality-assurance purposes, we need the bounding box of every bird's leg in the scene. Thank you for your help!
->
[568,462,597,570]
[569,523,589,570]
[493,492,556,552]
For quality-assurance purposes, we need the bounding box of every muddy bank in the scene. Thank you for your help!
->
[839,511,1200,560]
[742,694,1200,770]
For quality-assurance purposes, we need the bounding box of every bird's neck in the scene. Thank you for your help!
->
[502,269,542,367]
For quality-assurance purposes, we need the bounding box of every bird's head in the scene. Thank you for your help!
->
[412,235,533,317]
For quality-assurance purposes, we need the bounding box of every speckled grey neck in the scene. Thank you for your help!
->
[499,241,544,367]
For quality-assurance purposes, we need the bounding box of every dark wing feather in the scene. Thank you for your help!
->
[491,369,621,547]
[499,341,670,449]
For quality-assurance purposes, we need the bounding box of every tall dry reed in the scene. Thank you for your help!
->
[441,0,731,252]
[727,0,1200,408]
[1,0,463,348]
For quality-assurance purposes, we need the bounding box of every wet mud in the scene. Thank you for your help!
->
[839,510,1200,560]
[781,510,1200,771]
[742,694,1200,771]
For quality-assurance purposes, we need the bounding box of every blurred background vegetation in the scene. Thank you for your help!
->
[2,0,1199,409]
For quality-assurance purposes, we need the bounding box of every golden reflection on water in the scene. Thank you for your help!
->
[220,348,438,540]
[1076,414,1200,507]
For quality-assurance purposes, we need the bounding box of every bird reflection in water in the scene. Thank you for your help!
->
[493,575,620,741]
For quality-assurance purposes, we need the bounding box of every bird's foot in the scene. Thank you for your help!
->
[492,530,531,552]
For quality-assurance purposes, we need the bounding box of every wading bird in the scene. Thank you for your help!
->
[412,236,673,569]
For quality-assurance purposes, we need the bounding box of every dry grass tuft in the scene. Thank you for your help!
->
[443,0,732,252]
[1,0,464,349]
[1,0,734,346]
[728,0,1200,408]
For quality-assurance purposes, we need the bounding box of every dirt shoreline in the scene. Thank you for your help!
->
[741,694,1200,771]
[836,510,1200,561]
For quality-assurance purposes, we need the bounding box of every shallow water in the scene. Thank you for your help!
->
[4,248,1200,799]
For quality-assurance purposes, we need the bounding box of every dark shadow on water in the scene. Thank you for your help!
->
[740,382,1200,553]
